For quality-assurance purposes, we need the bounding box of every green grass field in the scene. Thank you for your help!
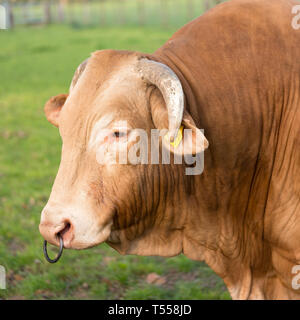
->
[0,24,230,300]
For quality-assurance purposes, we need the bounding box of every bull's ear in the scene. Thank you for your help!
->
[162,111,209,156]
[150,89,209,156]
[44,94,68,127]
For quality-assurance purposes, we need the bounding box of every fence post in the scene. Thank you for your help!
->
[44,1,52,25]
[68,0,74,24]
[3,0,14,29]
[118,0,126,26]
[58,0,65,23]
[22,3,29,25]
[160,0,168,28]
[187,0,194,21]
[82,0,89,25]
[137,0,145,26]
[100,0,106,26]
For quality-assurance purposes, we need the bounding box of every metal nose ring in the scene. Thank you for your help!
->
[43,234,64,263]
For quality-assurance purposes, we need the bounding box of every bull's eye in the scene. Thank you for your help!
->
[112,131,127,139]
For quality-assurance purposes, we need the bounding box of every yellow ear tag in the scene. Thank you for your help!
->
[165,126,183,148]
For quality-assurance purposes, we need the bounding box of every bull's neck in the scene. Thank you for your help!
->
[108,170,213,257]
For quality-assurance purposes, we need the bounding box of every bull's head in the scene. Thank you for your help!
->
[39,50,208,256]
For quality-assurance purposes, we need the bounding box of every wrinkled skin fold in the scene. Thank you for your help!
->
[40,0,300,299]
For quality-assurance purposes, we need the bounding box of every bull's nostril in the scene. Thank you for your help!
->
[52,221,74,248]
[58,222,71,237]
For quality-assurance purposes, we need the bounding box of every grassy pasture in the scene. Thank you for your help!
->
[0,24,230,300]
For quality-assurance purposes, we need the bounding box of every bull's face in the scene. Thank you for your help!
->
[39,50,208,254]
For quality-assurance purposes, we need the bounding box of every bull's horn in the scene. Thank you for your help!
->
[137,58,184,141]
[69,58,89,92]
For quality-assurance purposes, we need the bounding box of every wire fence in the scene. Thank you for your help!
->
[0,0,223,29]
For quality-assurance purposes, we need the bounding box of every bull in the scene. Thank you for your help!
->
[39,0,300,299]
